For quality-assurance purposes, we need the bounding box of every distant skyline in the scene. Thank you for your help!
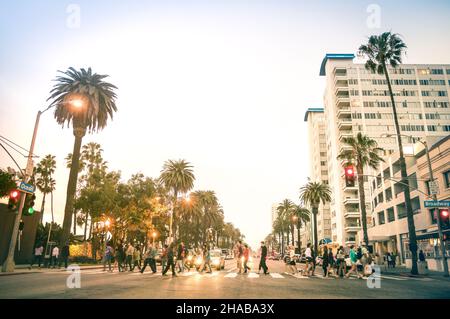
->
[1,0,450,248]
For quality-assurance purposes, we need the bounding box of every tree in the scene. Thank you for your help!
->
[358,32,418,274]
[292,205,310,251]
[159,159,195,242]
[337,132,384,247]
[0,169,16,198]
[276,199,295,254]
[35,155,57,223]
[48,67,118,245]
[299,181,331,256]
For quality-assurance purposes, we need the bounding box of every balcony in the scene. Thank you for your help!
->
[335,96,350,108]
[333,68,347,77]
[337,106,351,118]
[344,211,360,218]
[337,118,352,130]
[344,223,361,232]
[345,238,356,245]
[339,143,353,154]
[339,131,353,143]
[343,197,359,205]
[334,77,349,87]
[343,185,358,193]
[335,86,349,96]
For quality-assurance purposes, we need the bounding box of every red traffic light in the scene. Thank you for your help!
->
[441,210,449,218]
[346,168,354,176]
[10,190,19,198]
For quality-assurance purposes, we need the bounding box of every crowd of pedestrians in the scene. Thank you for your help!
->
[29,242,70,269]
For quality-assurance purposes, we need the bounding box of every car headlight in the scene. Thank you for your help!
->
[195,257,203,265]
[187,256,193,261]
[212,259,220,266]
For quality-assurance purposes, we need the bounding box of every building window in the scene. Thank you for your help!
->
[397,203,407,219]
[378,211,385,225]
[444,171,450,188]
[430,210,437,224]
[387,207,395,223]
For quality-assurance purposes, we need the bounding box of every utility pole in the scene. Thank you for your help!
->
[422,141,449,277]
[2,111,41,272]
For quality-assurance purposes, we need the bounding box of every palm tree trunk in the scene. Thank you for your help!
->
[291,224,295,246]
[312,206,319,256]
[40,193,46,224]
[286,229,290,249]
[83,213,89,241]
[297,223,301,251]
[73,210,77,235]
[383,62,418,275]
[357,164,369,247]
[61,130,85,246]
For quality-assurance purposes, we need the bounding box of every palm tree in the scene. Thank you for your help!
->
[159,159,195,242]
[292,205,310,251]
[35,155,57,223]
[277,199,295,254]
[299,181,331,256]
[47,67,118,245]
[337,133,384,247]
[358,32,419,275]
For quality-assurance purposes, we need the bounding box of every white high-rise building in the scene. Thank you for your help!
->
[319,53,450,246]
[271,203,278,225]
[304,108,331,245]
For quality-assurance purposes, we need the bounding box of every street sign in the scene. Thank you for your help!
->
[429,181,439,195]
[424,200,450,208]
[18,181,35,194]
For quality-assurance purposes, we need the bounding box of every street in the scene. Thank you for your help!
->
[1,260,449,299]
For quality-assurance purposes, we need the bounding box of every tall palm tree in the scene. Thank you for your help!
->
[48,67,118,245]
[159,159,195,242]
[292,205,310,251]
[299,181,331,256]
[358,32,418,275]
[277,199,295,254]
[35,155,57,223]
[337,133,384,247]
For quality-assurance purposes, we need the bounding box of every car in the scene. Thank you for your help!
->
[210,249,226,270]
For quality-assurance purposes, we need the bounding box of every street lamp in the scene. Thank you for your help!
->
[2,99,86,273]
[382,133,448,277]
[152,231,157,244]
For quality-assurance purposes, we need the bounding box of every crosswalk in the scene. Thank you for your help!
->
[38,268,435,282]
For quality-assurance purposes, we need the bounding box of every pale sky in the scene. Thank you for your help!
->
[1,0,450,249]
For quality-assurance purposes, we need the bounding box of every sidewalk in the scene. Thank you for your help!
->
[0,264,103,277]
[380,265,450,281]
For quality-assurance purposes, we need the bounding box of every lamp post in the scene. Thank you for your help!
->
[2,99,84,273]
[152,231,157,245]
[382,134,448,277]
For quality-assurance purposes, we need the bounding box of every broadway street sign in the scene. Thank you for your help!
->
[18,181,35,194]
[424,200,450,208]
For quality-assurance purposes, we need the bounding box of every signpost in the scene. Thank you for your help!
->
[19,182,35,195]
[424,200,450,208]
[429,181,439,195]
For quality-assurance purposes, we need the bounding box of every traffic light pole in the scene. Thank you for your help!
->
[423,142,449,277]
[2,111,41,272]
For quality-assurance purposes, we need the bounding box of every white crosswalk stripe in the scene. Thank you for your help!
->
[269,273,284,279]
[247,272,259,278]
[224,273,238,278]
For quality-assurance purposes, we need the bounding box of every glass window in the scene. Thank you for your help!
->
[387,207,395,222]
[444,171,450,188]
[378,211,385,225]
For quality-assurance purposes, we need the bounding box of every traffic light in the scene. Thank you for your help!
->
[439,209,450,230]
[7,190,21,211]
[22,193,36,216]
[344,165,356,187]
[19,220,24,231]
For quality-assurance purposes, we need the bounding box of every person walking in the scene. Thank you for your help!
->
[115,241,126,272]
[162,243,177,277]
[304,243,313,277]
[141,244,157,273]
[176,242,186,273]
[126,243,135,271]
[131,246,142,272]
[327,247,335,277]
[287,245,297,275]
[258,241,269,275]
[201,245,212,274]
[386,252,392,268]
[103,242,114,272]
[345,245,363,279]
[59,242,70,269]
[336,246,346,278]
[243,244,251,273]
[51,245,59,268]
[419,250,426,262]
[161,244,168,272]
[235,241,243,274]
[30,243,44,269]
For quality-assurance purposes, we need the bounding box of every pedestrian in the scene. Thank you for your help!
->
[30,243,44,269]
[287,245,297,275]
[141,244,157,273]
[161,244,168,272]
[243,244,251,273]
[327,247,335,277]
[126,243,135,271]
[176,242,186,273]
[131,246,142,271]
[162,243,177,277]
[336,246,346,278]
[386,252,392,268]
[236,241,244,274]
[51,245,59,268]
[59,242,70,269]
[419,250,426,262]
[322,246,330,277]
[103,242,114,272]
[258,241,269,275]
[201,245,212,273]
[115,241,126,272]
[345,245,363,279]
[391,252,397,268]
[304,243,313,277]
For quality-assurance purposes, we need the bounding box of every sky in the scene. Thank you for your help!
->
[1,0,450,249]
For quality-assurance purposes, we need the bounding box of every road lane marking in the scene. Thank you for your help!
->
[380,275,408,281]
[225,273,238,278]
[227,267,237,273]
[269,273,284,279]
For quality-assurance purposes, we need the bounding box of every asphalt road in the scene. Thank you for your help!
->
[1,260,449,299]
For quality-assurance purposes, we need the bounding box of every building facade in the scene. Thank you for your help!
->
[304,108,332,245]
[366,135,450,271]
[320,54,450,246]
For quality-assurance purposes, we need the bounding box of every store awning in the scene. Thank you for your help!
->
[416,229,450,241]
